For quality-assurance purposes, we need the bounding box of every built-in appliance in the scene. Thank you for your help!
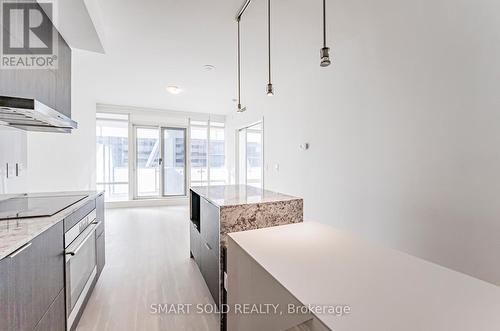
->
[0,194,87,220]
[0,96,78,133]
[65,208,100,330]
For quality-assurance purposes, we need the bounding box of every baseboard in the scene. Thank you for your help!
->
[105,197,188,209]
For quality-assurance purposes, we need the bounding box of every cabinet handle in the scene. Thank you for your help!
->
[9,242,32,258]
[205,242,212,250]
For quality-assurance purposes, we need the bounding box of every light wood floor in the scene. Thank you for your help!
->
[76,206,220,331]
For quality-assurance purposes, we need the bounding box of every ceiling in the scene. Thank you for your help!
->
[76,0,244,115]
[75,0,330,115]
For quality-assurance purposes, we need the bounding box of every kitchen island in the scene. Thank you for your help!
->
[189,185,303,328]
[227,222,500,331]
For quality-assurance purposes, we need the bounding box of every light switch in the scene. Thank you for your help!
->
[6,163,15,178]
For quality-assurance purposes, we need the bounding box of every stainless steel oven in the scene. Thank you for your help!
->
[64,209,99,330]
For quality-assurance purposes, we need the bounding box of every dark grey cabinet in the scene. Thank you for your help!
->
[96,232,105,279]
[33,290,65,331]
[200,198,220,257]
[96,193,106,279]
[3,221,64,331]
[0,1,71,118]
[96,193,105,237]
[54,34,72,118]
[190,221,201,261]
[0,257,10,331]
[201,243,220,306]
[190,195,221,307]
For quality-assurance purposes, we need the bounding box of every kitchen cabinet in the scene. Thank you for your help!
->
[6,221,65,331]
[54,33,72,118]
[200,241,220,306]
[33,290,65,331]
[95,193,105,237]
[0,1,72,119]
[96,193,105,279]
[190,221,201,261]
[200,197,220,257]
[190,194,221,306]
[0,257,10,331]
[96,232,105,279]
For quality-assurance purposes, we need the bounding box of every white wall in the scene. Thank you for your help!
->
[27,49,99,192]
[0,126,28,194]
[226,0,500,286]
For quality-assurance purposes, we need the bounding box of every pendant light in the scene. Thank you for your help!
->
[266,0,274,96]
[320,0,331,67]
[237,19,246,112]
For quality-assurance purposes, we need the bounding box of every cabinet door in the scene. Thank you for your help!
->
[54,35,72,118]
[0,257,11,330]
[201,242,220,307]
[96,231,106,279]
[190,221,201,263]
[96,193,105,237]
[33,290,65,331]
[200,198,220,257]
[10,222,64,331]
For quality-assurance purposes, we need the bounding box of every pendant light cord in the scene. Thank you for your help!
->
[323,0,326,47]
[268,0,271,84]
[237,19,241,105]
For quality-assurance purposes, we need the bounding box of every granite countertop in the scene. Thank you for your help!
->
[190,185,301,207]
[0,190,103,260]
[228,222,500,331]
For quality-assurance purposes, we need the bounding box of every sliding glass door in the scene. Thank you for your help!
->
[135,126,187,198]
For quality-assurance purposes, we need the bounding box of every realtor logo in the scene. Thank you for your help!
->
[1,0,58,69]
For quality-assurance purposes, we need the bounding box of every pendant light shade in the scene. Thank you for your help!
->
[320,0,331,67]
[236,19,246,112]
[266,0,274,96]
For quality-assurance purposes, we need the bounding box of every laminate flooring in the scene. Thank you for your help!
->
[75,206,219,331]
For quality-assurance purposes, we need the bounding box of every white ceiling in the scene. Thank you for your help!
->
[76,0,245,114]
[75,0,330,115]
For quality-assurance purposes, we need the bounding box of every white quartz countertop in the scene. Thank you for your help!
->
[190,185,301,207]
[0,191,103,260]
[228,222,500,331]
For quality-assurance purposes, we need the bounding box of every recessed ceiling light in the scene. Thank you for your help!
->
[166,86,183,95]
[203,64,216,71]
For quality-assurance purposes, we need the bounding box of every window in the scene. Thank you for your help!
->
[96,113,129,201]
[190,121,208,186]
[209,121,226,185]
[238,121,263,188]
[163,128,186,196]
[189,119,227,186]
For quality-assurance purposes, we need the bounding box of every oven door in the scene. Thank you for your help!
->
[65,221,98,329]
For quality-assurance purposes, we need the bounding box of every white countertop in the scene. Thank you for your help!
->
[0,191,103,260]
[190,185,301,207]
[228,222,500,331]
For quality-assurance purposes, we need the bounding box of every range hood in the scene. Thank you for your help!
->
[0,96,77,133]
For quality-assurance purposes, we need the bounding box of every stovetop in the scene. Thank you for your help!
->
[0,194,88,221]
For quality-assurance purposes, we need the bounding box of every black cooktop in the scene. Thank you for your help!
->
[0,194,88,221]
